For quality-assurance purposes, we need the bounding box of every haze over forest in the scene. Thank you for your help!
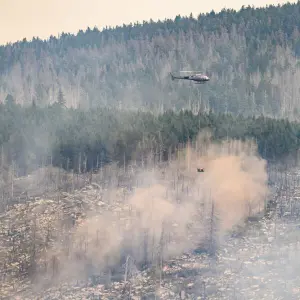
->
[2,1,300,299]
[1,1,300,119]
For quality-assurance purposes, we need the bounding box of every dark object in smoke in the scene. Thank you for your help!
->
[197,168,205,172]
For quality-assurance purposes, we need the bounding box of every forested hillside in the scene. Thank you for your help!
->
[1,2,300,119]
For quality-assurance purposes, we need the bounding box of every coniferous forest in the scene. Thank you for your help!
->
[1,2,300,119]
[0,99,300,177]
[1,2,300,176]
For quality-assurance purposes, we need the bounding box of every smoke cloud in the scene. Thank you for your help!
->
[27,131,270,292]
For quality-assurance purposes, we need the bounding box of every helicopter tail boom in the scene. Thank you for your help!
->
[170,72,176,80]
[170,72,189,80]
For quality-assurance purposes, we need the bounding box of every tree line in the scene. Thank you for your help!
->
[1,99,300,177]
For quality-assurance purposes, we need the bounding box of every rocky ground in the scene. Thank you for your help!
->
[1,164,300,299]
[3,208,300,299]
[22,218,300,299]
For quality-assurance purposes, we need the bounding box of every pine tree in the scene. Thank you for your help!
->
[57,88,66,106]
[5,94,15,105]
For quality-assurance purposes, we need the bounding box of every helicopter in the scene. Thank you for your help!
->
[170,71,210,84]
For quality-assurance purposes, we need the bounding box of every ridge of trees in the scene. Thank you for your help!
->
[2,2,300,51]
[1,2,300,118]
[0,101,300,176]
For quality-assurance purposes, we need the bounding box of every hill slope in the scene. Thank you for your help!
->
[1,2,300,118]
[1,135,300,300]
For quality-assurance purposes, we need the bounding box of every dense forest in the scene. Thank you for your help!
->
[1,2,300,119]
[0,98,300,177]
[1,1,300,176]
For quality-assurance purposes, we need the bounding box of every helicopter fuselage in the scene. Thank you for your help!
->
[170,73,210,83]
